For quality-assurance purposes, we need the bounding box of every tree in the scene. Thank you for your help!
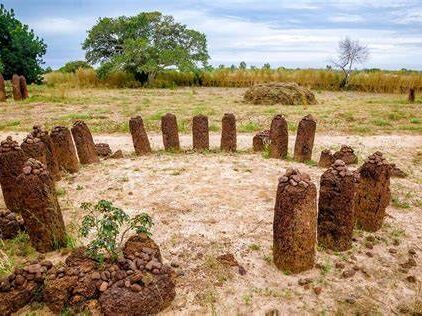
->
[83,12,209,84]
[331,37,369,88]
[239,61,247,70]
[262,63,271,70]
[59,60,93,73]
[0,5,47,83]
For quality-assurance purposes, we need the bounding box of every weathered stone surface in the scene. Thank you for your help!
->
[269,115,288,159]
[21,134,48,167]
[0,136,27,212]
[19,76,29,99]
[95,143,112,157]
[50,126,79,173]
[390,163,407,178]
[161,113,180,151]
[220,113,236,152]
[0,74,6,102]
[318,149,335,168]
[12,74,22,101]
[318,160,358,251]
[408,88,415,103]
[355,151,391,232]
[294,114,316,162]
[71,121,100,165]
[253,130,270,152]
[123,233,162,262]
[129,116,152,155]
[192,114,209,151]
[0,209,24,239]
[110,150,123,159]
[273,168,317,273]
[17,159,66,252]
[333,145,358,165]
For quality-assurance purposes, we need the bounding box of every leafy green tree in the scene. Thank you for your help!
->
[59,60,93,73]
[83,12,209,84]
[239,61,247,69]
[0,5,47,83]
[262,63,271,70]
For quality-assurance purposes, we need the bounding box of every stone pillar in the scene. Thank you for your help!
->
[95,143,112,158]
[50,126,79,173]
[318,160,358,251]
[0,137,27,212]
[273,168,317,273]
[355,152,391,232]
[318,149,335,168]
[19,76,29,99]
[0,74,6,102]
[269,115,288,159]
[408,88,415,103]
[71,121,100,164]
[192,114,209,151]
[12,74,22,101]
[294,114,316,162]
[252,130,270,152]
[333,145,358,165]
[220,113,236,152]
[17,159,66,253]
[21,134,47,166]
[0,210,23,239]
[129,116,151,155]
[161,113,180,151]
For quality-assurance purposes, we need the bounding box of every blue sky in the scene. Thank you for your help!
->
[3,0,422,70]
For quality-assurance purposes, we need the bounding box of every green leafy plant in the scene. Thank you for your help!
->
[79,200,153,262]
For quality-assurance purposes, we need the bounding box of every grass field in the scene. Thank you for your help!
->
[0,86,421,135]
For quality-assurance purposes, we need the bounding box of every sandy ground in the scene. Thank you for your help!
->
[1,131,421,315]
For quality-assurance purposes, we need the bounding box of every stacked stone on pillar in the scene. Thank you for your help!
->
[333,145,358,165]
[0,137,27,212]
[161,113,180,151]
[129,116,152,155]
[192,114,209,151]
[50,126,79,173]
[252,130,270,152]
[355,151,391,232]
[220,113,236,152]
[19,76,29,99]
[0,74,6,102]
[21,134,47,166]
[273,168,317,273]
[11,74,22,101]
[318,160,358,251]
[294,114,316,162]
[318,149,335,168]
[71,121,100,164]
[269,115,288,159]
[17,159,66,252]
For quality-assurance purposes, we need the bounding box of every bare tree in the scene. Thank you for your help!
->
[331,37,369,88]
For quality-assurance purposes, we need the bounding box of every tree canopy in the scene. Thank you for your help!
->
[59,60,93,73]
[0,5,47,83]
[82,12,209,83]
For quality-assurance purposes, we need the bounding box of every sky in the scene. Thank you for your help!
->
[3,0,422,70]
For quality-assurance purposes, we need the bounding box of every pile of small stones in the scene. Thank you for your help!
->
[24,125,47,143]
[95,143,112,158]
[333,145,358,164]
[0,209,23,239]
[364,151,389,166]
[0,260,53,292]
[0,136,20,153]
[327,159,358,179]
[278,167,312,189]
[22,158,48,176]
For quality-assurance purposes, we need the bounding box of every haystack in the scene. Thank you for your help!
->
[244,82,317,105]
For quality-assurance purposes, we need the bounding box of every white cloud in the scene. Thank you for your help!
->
[329,14,364,23]
[30,17,93,36]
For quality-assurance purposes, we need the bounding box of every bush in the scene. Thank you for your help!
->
[59,60,93,73]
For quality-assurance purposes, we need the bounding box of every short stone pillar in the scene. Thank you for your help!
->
[252,130,270,152]
[95,143,112,158]
[355,152,391,232]
[161,113,180,151]
[71,121,100,164]
[318,149,335,168]
[273,168,317,273]
[333,145,358,165]
[220,113,236,152]
[408,88,415,103]
[0,137,27,212]
[0,74,6,102]
[21,134,47,166]
[17,159,66,252]
[192,114,209,151]
[129,116,152,155]
[19,76,29,99]
[12,74,22,101]
[318,160,358,251]
[294,114,316,162]
[269,115,288,159]
[0,209,23,239]
[50,126,79,173]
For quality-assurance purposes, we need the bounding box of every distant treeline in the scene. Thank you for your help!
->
[44,67,422,94]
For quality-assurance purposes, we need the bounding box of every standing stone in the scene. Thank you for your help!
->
[95,143,112,158]
[252,130,270,152]
[129,116,152,155]
[12,74,22,101]
[408,88,415,103]
[273,168,317,273]
[21,134,47,167]
[0,209,23,239]
[294,114,316,162]
[318,149,335,168]
[161,113,180,151]
[220,113,236,152]
[0,137,27,212]
[17,159,66,252]
[318,160,358,251]
[355,152,391,232]
[333,145,358,165]
[19,76,29,99]
[0,74,6,102]
[269,115,288,159]
[192,114,209,151]
[50,126,79,173]
[71,121,100,164]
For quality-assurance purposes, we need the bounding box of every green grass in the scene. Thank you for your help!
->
[238,121,261,132]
